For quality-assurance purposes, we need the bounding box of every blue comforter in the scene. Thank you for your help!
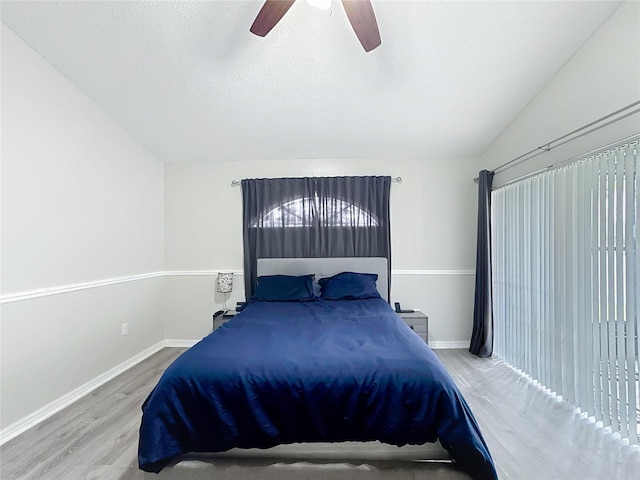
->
[138,298,497,479]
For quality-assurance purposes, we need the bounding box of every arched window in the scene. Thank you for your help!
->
[253,194,379,228]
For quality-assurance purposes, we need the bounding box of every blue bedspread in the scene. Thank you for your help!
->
[138,299,497,479]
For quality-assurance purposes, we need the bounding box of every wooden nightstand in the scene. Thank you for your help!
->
[398,310,428,343]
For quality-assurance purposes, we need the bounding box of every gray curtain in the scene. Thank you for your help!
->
[470,170,494,357]
[242,176,391,301]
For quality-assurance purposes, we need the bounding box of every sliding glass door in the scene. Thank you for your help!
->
[492,138,639,444]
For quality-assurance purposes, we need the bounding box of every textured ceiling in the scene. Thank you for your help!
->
[1,1,623,163]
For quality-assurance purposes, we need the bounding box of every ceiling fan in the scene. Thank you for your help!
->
[250,0,381,52]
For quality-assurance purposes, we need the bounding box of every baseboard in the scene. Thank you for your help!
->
[429,340,470,349]
[0,340,166,445]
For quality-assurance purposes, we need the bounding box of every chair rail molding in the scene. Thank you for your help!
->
[0,269,472,304]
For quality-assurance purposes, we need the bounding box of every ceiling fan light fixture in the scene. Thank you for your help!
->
[307,0,332,10]
[251,0,381,52]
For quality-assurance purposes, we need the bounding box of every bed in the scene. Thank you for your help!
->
[138,258,497,480]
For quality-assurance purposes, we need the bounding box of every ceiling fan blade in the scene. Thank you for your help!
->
[250,0,296,37]
[341,0,381,52]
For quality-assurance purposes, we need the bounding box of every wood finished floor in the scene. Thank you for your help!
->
[1,348,639,480]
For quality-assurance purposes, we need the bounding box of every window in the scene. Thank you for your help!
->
[254,194,379,228]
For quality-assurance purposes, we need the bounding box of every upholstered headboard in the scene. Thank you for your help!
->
[256,257,389,302]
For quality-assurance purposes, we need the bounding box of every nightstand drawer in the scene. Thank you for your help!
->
[212,311,238,332]
[404,320,427,337]
[398,311,428,343]
[213,317,233,331]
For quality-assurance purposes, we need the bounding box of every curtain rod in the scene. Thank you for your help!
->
[494,133,640,190]
[231,176,402,187]
[473,100,640,183]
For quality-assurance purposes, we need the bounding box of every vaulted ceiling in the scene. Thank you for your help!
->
[1,1,623,163]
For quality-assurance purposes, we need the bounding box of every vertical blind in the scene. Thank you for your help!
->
[492,139,639,444]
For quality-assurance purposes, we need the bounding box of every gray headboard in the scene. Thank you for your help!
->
[256,257,389,302]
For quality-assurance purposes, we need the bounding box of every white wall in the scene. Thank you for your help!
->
[0,25,165,430]
[482,0,640,185]
[162,157,480,345]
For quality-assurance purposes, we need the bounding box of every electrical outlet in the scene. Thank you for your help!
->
[121,323,128,336]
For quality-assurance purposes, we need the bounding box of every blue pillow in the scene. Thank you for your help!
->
[252,274,315,302]
[318,272,380,300]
